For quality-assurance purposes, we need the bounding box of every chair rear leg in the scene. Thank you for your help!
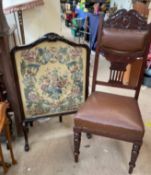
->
[59,116,63,123]
[0,141,8,173]
[74,128,81,162]
[129,143,142,174]
[5,121,17,165]
[86,133,92,139]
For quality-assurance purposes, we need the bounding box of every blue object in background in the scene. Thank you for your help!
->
[75,8,88,19]
[75,8,101,50]
[88,13,100,50]
[143,68,151,87]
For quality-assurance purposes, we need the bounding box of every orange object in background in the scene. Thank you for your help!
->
[133,2,149,18]
[0,102,17,174]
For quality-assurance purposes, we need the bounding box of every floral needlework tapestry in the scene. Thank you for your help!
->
[14,41,87,119]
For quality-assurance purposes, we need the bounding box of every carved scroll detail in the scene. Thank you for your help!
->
[104,9,148,30]
[44,33,62,41]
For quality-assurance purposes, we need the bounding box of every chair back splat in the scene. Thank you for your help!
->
[92,9,151,100]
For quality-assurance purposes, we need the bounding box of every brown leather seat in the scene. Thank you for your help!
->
[75,92,144,142]
[73,9,151,174]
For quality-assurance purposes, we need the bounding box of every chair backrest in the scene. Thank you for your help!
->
[92,9,151,100]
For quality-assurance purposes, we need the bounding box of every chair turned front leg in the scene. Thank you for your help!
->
[74,128,81,162]
[129,143,142,174]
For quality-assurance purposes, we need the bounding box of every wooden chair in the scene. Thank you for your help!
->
[73,9,151,174]
[0,102,17,173]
